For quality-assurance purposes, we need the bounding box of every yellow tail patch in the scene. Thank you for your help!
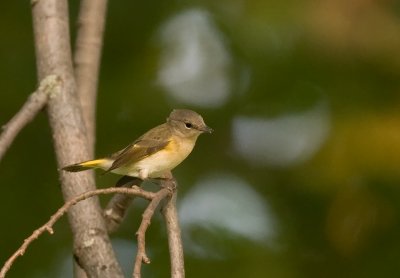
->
[62,159,106,172]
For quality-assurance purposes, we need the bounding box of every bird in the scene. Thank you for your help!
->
[62,109,213,180]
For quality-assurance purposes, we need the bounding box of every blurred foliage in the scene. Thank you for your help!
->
[1,0,400,277]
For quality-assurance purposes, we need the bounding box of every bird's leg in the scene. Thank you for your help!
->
[160,178,177,192]
[152,172,177,191]
[145,171,177,192]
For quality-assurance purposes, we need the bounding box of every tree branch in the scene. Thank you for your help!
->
[104,176,143,233]
[161,180,185,278]
[74,0,108,156]
[31,0,123,276]
[0,186,155,278]
[0,75,61,163]
[1,178,185,278]
[133,187,172,278]
[73,1,108,275]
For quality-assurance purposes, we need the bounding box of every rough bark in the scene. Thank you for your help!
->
[31,0,123,276]
[74,0,108,156]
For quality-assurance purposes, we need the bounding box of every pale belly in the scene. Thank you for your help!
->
[111,139,195,179]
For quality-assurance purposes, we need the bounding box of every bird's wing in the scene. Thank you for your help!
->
[106,124,171,173]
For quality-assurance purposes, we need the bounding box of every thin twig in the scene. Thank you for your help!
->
[133,187,172,278]
[161,180,185,278]
[0,186,154,278]
[0,75,61,163]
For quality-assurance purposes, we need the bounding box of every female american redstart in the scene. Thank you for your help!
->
[63,109,212,180]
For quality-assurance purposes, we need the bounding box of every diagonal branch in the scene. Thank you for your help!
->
[104,176,144,233]
[0,186,155,278]
[0,75,61,163]
[0,179,185,278]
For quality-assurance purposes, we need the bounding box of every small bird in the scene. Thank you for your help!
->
[62,109,212,180]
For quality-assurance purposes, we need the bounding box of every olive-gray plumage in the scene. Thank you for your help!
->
[63,109,212,179]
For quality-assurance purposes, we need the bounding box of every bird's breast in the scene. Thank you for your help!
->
[159,136,196,169]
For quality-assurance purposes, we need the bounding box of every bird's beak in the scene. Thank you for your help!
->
[200,125,213,133]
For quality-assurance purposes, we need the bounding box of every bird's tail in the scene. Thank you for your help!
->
[62,159,109,172]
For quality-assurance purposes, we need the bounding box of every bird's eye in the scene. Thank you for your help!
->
[185,122,192,129]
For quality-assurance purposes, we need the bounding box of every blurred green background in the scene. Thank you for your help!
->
[2,0,400,277]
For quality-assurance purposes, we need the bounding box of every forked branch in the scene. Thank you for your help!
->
[133,187,172,278]
[0,182,186,278]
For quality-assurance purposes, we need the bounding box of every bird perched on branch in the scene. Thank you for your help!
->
[62,109,213,180]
